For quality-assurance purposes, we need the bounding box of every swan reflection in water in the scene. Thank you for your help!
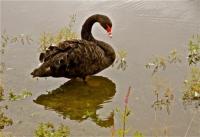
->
[34,76,116,128]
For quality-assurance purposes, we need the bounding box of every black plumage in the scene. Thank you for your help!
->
[31,14,115,79]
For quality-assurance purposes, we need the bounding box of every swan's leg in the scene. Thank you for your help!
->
[72,76,90,83]
[73,77,84,82]
[83,75,90,83]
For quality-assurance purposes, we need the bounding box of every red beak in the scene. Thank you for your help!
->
[106,25,112,38]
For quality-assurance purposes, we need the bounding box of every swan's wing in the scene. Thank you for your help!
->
[39,40,79,63]
[31,40,105,77]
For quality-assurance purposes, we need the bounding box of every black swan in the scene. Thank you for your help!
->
[31,14,116,79]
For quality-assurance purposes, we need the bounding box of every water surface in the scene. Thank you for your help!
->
[1,0,200,136]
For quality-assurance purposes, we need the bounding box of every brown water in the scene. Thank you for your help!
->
[1,0,200,136]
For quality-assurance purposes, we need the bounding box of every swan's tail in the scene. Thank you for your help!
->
[31,64,51,78]
[31,68,41,77]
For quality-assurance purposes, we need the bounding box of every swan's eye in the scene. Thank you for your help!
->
[106,24,112,38]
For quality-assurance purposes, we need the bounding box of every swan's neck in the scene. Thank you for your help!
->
[81,15,98,41]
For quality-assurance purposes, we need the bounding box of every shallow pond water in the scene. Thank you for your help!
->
[1,0,200,136]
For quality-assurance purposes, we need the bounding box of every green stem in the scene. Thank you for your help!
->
[122,105,127,137]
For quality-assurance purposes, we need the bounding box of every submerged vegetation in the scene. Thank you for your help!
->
[8,89,32,101]
[0,85,4,101]
[0,83,32,133]
[0,62,6,74]
[35,122,70,137]
[151,77,174,114]
[145,35,200,74]
[146,34,200,108]
[1,30,33,54]
[187,34,200,65]
[145,49,181,75]
[0,108,13,130]
[112,50,128,71]
[144,34,200,136]
[0,84,13,130]
[183,67,200,106]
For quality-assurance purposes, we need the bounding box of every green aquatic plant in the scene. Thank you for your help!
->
[39,14,78,52]
[0,85,4,101]
[145,56,167,75]
[8,89,32,101]
[0,84,13,130]
[151,76,174,114]
[1,30,9,54]
[112,87,144,137]
[183,67,200,105]
[1,14,77,54]
[1,30,33,54]
[187,34,200,65]
[168,49,182,64]
[0,109,13,130]
[133,131,144,137]
[0,62,6,74]
[114,87,131,137]
[35,122,70,137]
[152,87,174,115]
[145,49,181,75]
[0,108,13,130]
[9,34,33,45]
[0,132,13,137]
[112,49,128,71]
[39,32,54,52]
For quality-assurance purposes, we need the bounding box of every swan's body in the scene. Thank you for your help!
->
[31,14,115,79]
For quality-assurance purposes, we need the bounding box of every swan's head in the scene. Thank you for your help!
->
[97,15,112,38]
